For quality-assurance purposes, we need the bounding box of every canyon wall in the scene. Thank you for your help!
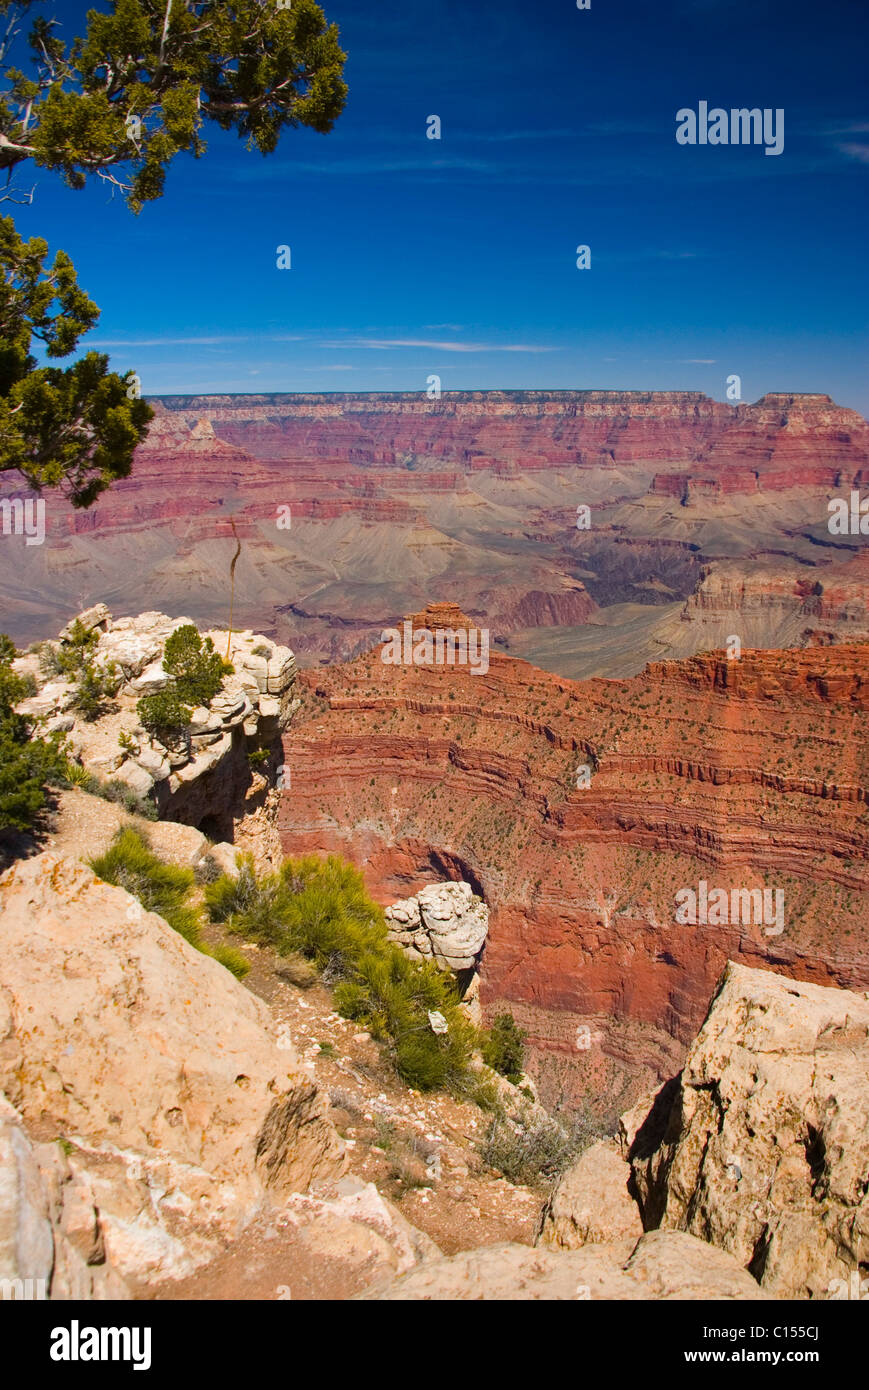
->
[1,390,866,675]
[276,606,869,1112]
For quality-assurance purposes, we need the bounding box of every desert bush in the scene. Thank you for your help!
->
[0,637,64,832]
[118,728,139,754]
[70,657,119,722]
[478,1107,602,1188]
[482,1011,527,1084]
[387,1147,429,1191]
[61,759,94,790]
[91,828,201,942]
[204,852,480,1093]
[193,853,223,885]
[275,951,319,989]
[136,687,193,744]
[162,625,226,707]
[210,943,250,979]
[39,620,99,680]
[90,828,247,977]
[98,778,158,820]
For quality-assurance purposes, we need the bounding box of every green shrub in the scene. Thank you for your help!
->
[0,640,64,833]
[482,1012,527,1084]
[61,759,94,789]
[70,658,119,722]
[210,944,250,979]
[118,728,139,754]
[90,828,248,979]
[48,620,100,679]
[137,688,192,743]
[204,853,480,1094]
[162,625,226,707]
[248,747,270,767]
[90,828,201,944]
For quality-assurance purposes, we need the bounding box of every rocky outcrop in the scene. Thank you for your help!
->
[0,853,344,1290]
[363,1229,766,1300]
[0,1095,130,1300]
[623,963,869,1300]
[385,882,489,972]
[15,607,297,839]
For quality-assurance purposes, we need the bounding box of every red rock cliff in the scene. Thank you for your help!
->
[276,612,869,1110]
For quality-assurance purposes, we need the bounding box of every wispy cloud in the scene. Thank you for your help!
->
[317,337,556,354]
[90,334,305,347]
[681,358,717,364]
[837,142,869,164]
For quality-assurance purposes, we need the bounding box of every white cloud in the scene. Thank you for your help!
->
[318,337,556,354]
[89,334,304,347]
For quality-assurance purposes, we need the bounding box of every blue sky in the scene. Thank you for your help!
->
[14,0,869,411]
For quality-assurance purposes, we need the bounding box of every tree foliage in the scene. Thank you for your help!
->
[0,214,153,502]
[0,0,347,503]
[0,0,347,209]
[162,622,225,705]
[0,631,63,831]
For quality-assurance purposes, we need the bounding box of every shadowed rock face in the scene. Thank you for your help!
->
[277,622,869,1112]
[1,389,865,674]
[622,963,869,1300]
[534,962,869,1300]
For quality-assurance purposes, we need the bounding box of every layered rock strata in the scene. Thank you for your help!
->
[277,605,869,1108]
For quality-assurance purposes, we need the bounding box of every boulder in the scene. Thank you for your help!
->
[363,1229,766,1301]
[0,1096,128,1300]
[208,842,243,878]
[16,680,75,719]
[286,1176,440,1284]
[0,854,345,1286]
[113,760,155,798]
[60,604,110,640]
[93,632,161,681]
[130,659,171,695]
[0,1095,53,1292]
[537,1137,643,1250]
[624,962,869,1300]
[385,882,488,972]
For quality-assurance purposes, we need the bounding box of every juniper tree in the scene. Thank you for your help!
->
[0,0,347,503]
